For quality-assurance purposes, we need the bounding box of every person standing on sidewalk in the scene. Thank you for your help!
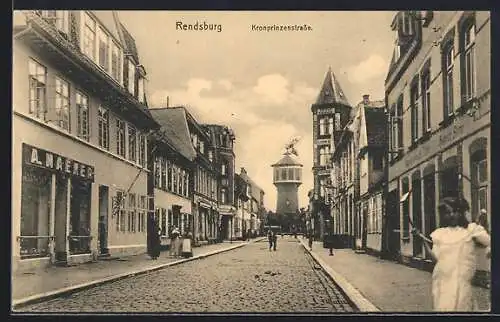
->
[272,230,278,251]
[308,232,313,250]
[412,196,491,312]
[169,226,180,258]
[151,221,161,260]
[267,229,273,251]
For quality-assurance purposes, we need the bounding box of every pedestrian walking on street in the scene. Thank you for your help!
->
[267,230,273,251]
[272,231,278,251]
[412,196,491,312]
[308,233,313,250]
[169,226,181,258]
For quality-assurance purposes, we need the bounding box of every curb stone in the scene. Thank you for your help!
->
[298,238,381,312]
[12,238,266,310]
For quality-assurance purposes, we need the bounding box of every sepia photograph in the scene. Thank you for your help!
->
[11,9,491,314]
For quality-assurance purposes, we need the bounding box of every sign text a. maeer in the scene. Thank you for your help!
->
[22,143,95,182]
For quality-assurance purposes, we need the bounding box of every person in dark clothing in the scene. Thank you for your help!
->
[151,221,161,260]
[272,231,277,251]
[308,232,313,250]
[267,230,273,251]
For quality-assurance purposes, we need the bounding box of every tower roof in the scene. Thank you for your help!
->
[272,153,303,167]
[315,67,351,106]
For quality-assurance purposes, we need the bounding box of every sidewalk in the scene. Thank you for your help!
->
[12,240,254,305]
[302,240,491,312]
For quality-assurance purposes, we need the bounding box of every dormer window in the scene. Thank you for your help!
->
[208,150,213,162]
[127,59,135,95]
[399,11,414,37]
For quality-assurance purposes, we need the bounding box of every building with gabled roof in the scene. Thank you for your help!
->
[12,10,158,272]
[149,107,197,251]
[310,67,352,240]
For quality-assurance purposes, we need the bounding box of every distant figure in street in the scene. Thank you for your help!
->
[272,231,277,251]
[169,226,181,257]
[413,196,490,311]
[308,233,313,250]
[267,230,273,251]
[151,221,161,260]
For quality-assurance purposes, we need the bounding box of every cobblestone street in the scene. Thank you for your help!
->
[19,238,355,313]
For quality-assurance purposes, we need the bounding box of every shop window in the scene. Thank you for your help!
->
[28,58,47,120]
[137,195,147,233]
[471,149,488,224]
[412,172,423,257]
[20,167,51,259]
[69,178,92,255]
[115,190,126,232]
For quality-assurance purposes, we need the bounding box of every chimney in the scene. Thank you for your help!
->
[240,167,247,175]
[166,96,170,108]
[363,94,370,105]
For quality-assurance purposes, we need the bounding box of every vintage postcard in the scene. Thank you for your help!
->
[11,10,491,314]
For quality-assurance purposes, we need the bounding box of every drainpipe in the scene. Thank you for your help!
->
[381,91,391,260]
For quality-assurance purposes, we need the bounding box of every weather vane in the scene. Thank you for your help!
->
[284,136,301,156]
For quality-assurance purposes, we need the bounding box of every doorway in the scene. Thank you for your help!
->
[221,215,230,240]
[98,185,109,255]
[412,173,423,258]
[386,189,400,261]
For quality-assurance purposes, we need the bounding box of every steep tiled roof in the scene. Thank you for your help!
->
[239,169,264,201]
[118,22,140,63]
[315,67,350,106]
[364,107,387,147]
[149,108,197,161]
[271,154,303,167]
[92,11,122,44]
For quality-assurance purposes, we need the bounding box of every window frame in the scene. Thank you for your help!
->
[421,68,431,134]
[116,118,126,158]
[76,90,90,141]
[462,22,476,102]
[98,105,110,150]
[442,41,455,118]
[82,12,97,61]
[28,58,47,120]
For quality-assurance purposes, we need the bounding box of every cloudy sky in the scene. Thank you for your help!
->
[118,11,396,211]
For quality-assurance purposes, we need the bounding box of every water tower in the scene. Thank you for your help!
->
[272,138,303,222]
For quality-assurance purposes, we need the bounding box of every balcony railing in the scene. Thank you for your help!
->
[18,235,53,259]
[68,235,92,255]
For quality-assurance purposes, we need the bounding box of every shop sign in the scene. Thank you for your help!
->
[23,143,95,182]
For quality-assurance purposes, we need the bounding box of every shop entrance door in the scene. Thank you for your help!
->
[386,189,401,261]
[54,176,68,265]
[98,185,109,256]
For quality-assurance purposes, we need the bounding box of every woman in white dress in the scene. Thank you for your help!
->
[413,196,490,312]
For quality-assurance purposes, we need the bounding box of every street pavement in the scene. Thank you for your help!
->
[12,241,247,302]
[304,240,491,312]
[17,237,356,313]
